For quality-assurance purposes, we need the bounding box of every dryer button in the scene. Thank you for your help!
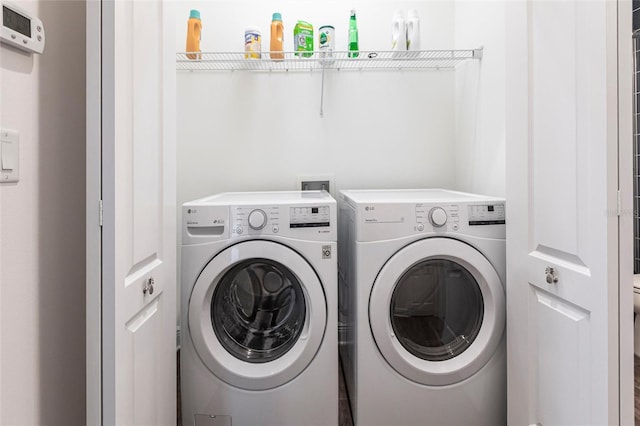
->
[272,225,279,233]
[235,225,244,234]
[416,223,424,232]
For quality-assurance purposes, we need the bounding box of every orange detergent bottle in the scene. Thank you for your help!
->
[270,13,284,60]
[186,10,202,60]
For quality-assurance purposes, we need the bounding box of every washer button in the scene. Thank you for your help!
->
[37,26,42,32]
[452,223,459,231]
[272,225,279,233]
[11,34,16,40]
[248,209,267,230]
[416,223,424,232]
[235,225,243,234]
[429,207,448,227]
[23,39,28,44]
[37,35,42,42]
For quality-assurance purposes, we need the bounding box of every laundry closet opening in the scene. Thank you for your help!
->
[174,1,505,425]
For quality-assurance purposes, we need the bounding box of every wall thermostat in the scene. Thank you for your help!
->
[2,2,45,54]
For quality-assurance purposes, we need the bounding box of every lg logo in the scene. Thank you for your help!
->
[364,206,375,211]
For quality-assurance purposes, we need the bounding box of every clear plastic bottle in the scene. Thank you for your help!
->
[270,12,284,61]
[186,9,202,60]
[348,9,359,58]
[406,9,421,52]
[391,10,406,52]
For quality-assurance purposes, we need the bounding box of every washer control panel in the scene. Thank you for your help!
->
[231,204,331,236]
[232,206,280,236]
[290,206,330,228]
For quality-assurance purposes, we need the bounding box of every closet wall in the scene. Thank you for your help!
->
[176,0,459,206]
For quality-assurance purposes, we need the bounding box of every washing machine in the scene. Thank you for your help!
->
[181,191,338,426]
[338,189,506,426]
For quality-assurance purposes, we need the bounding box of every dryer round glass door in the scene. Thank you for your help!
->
[390,258,484,362]
[188,240,327,391]
[369,238,505,386]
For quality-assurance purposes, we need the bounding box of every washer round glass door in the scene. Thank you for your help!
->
[189,240,327,390]
[369,238,505,386]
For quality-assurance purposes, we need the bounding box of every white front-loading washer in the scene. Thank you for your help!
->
[181,191,338,426]
[338,189,506,426]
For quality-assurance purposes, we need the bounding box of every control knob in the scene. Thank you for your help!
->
[429,207,447,227]
[248,209,267,230]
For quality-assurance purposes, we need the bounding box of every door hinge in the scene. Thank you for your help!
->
[99,199,103,227]
[617,190,621,217]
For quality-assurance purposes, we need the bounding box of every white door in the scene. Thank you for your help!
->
[86,0,176,424]
[505,0,632,424]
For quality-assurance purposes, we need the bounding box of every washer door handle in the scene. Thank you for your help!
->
[545,267,558,284]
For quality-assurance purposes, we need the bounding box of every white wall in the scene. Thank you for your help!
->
[176,0,458,206]
[0,1,86,424]
[454,0,506,197]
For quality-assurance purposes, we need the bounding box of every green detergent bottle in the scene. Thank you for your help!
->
[294,21,314,57]
[348,9,359,58]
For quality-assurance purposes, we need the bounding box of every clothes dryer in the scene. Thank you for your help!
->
[338,189,506,426]
[181,191,338,426]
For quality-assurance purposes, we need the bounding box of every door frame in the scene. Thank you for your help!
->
[618,0,634,422]
[86,0,102,423]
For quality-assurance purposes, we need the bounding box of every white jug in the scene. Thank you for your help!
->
[391,10,407,52]
[407,9,421,52]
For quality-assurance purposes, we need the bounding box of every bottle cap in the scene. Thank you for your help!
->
[272,12,282,21]
[245,26,262,35]
[350,9,356,17]
[189,10,200,20]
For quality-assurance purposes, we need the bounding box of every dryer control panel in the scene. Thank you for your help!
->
[353,202,505,241]
[468,204,506,225]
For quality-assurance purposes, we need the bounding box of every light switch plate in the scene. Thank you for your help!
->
[1,128,20,183]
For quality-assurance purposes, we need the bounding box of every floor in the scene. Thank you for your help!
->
[177,351,354,426]
[633,356,640,426]
[339,358,355,426]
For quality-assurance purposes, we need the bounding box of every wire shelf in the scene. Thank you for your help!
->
[176,48,483,72]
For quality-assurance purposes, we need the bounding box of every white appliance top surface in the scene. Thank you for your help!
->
[184,190,335,206]
[340,188,503,204]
